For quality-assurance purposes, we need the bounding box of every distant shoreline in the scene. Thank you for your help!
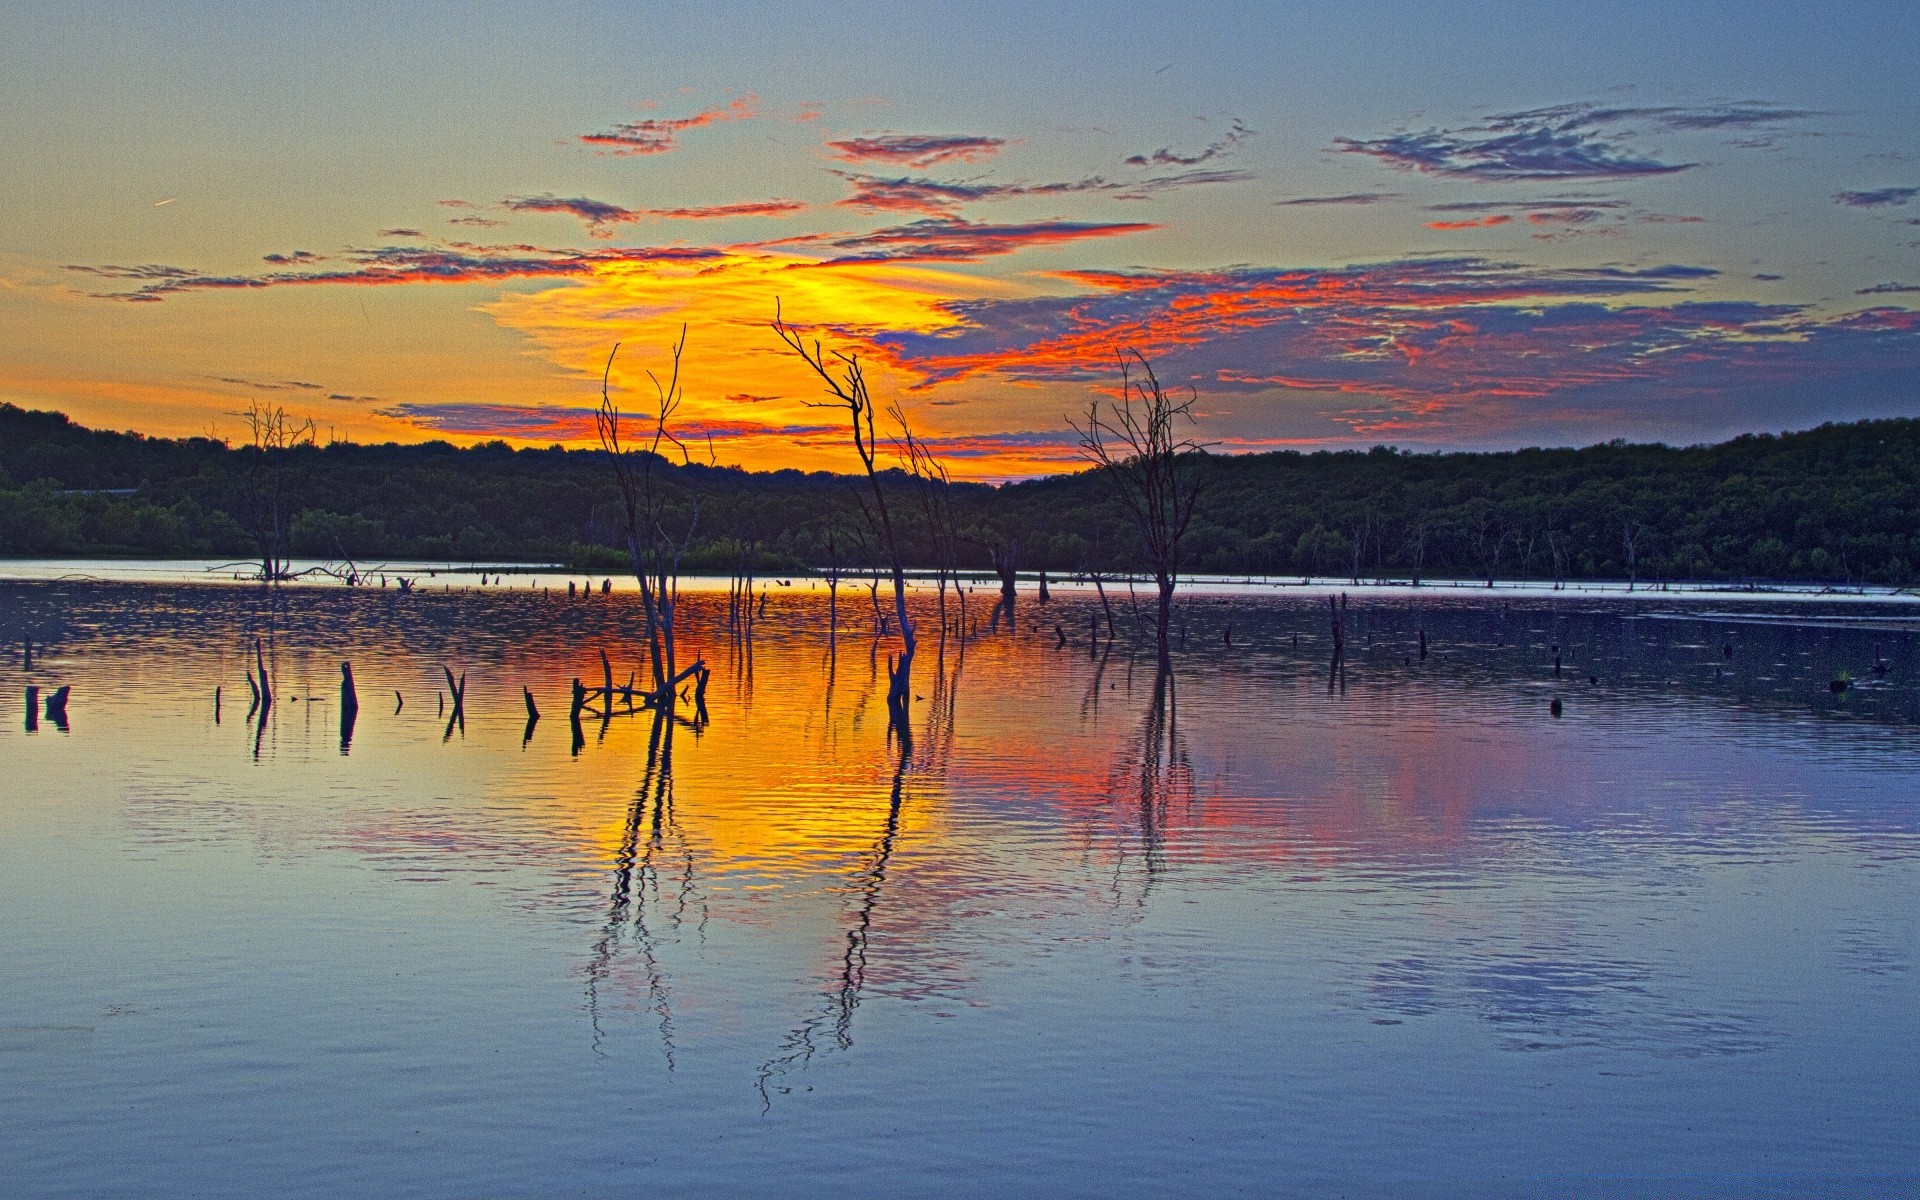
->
[2,557,1916,605]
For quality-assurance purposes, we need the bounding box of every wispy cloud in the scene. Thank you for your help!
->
[1858,281,1920,294]
[262,250,326,265]
[1337,127,1691,181]
[1834,186,1918,208]
[784,216,1156,263]
[824,132,1006,168]
[378,402,839,442]
[217,376,324,391]
[579,95,760,156]
[834,168,1250,214]
[1126,118,1252,167]
[1423,196,1625,213]
[72,241,724,301]
[1275,192,1402,207]
[1426,214,1513,230]
[1336,101,1813,182]
[501,193,807,236]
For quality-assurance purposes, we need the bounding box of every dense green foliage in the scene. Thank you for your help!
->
[3,402,1917,584]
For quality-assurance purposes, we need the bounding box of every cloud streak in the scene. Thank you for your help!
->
[1335,101,1813,182]
[1275,192,1402,207]
[1834,186,1918,208]
[72,241,724,301]
[502,193,807,235]
[579,95,760,156]
[778,216,1157,263]
[1126,118,1252,167]
[834,167,1250,214]
[824,133,1006,168]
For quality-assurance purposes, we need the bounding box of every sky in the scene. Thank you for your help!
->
[2,0,1917,478]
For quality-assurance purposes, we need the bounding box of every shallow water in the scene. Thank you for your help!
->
[2,576,1917,1197]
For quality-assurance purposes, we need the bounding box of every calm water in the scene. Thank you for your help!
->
[3,574,1918,1197]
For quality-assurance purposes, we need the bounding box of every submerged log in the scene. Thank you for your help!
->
[45,685,70,718]
[25,685,38,732]
[524,686,540,721]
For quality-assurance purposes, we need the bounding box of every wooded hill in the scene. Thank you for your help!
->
[2,402,1916,585]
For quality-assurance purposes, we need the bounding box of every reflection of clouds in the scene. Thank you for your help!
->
[1365,952,1771,1056]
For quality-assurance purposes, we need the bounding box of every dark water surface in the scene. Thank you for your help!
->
[3,578,1917,1197]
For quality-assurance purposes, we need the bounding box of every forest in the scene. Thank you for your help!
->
[2,400,1917,586]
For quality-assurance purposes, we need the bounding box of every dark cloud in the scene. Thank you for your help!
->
[1126,118,1252,167]
[824,133,1006,168]
[377,228,425,238]
[504,194,632,230]
[1275,192,1402,206]
[1834,186,1919,208]
[1858,282,1920,294]
[579,96,760,156]
[262,250,325,265]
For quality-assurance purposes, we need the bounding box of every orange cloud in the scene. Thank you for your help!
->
[579,95,760,155]
[1425,214,1514,230]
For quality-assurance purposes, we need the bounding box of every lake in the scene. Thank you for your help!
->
[3,569,1917,1197]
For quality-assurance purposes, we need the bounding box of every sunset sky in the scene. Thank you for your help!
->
[3,1,1918,478]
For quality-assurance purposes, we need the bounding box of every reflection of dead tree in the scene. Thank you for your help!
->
[597,331,710,707]
[758,739,911,1109]
[773,301,919,738]
[1097,661,1193,905]
[586,708,702,1066]
[1070,352,1206,659]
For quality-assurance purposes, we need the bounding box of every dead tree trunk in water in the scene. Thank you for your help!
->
[774,301,922,736]
[1069,351,1206,661]
[598,331,706,707]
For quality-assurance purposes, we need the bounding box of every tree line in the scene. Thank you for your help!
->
[3,399,1918,587]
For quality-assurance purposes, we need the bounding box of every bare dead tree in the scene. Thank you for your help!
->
[773,301,918,734]
[598,331,708,706]
[233,402,316,582]
[1068,351,1206,658]
[894,409,964,644]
